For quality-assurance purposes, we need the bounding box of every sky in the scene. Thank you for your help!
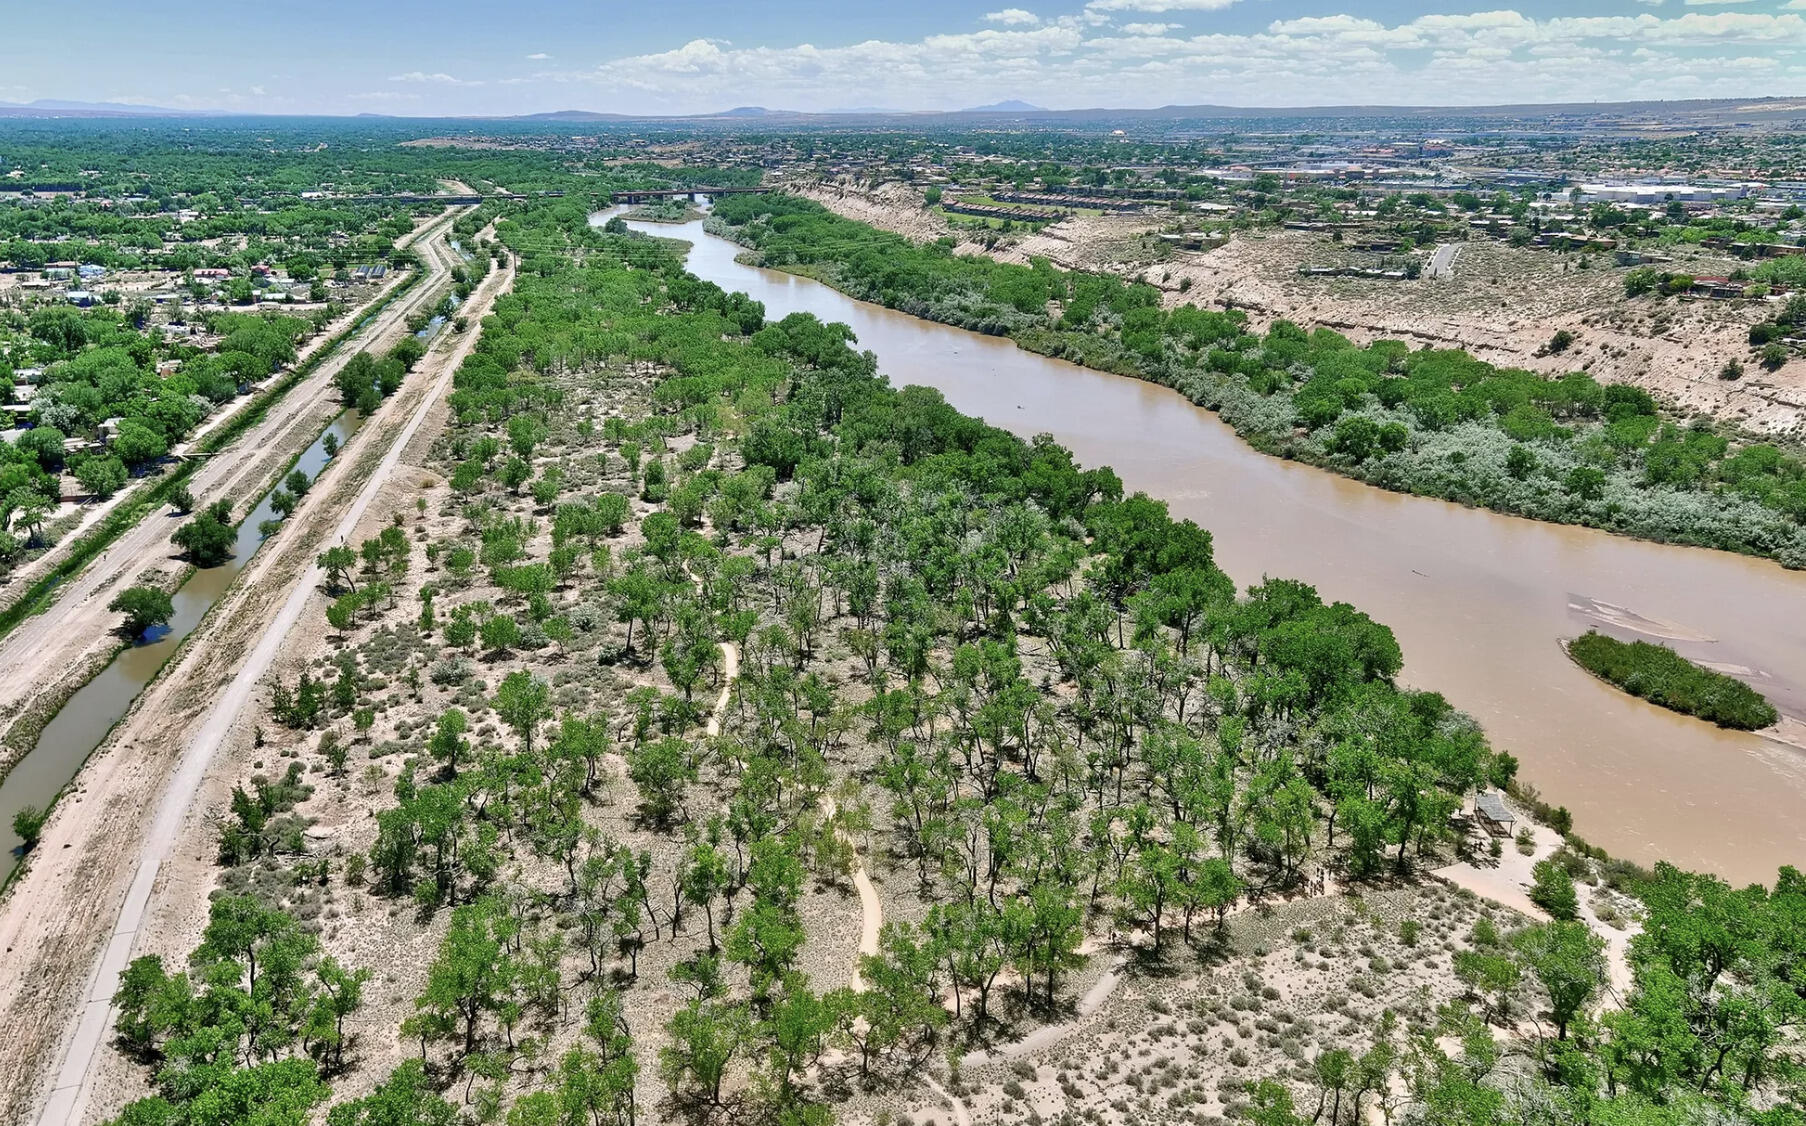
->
[3,0,1805,116]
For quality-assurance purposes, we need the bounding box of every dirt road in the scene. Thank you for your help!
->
[0,209,470,779]
[1426,243,1460,279]
[1,235,513,1126]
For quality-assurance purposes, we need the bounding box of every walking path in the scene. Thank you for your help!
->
[816,793,882,990]
[922,1076,971,1126]
[704,641,738,738]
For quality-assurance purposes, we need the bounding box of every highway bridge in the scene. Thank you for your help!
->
[337,191,564,205]
[609,186,770,204]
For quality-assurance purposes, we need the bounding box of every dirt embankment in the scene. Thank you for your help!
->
[0,235,512,1126]
[0,213,469,783]
[796,181,1806,435]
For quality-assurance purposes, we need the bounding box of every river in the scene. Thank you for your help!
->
[0,409,366,881]
[601,206,1806,885]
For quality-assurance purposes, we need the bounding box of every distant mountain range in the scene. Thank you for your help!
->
[4,96,1806,129]
[0,99,207,117]
[963,100,1046,113]
[426,96,1806,128]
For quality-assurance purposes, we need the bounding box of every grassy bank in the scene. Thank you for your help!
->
[709,193,1806,568]
[1567,629,1779,729]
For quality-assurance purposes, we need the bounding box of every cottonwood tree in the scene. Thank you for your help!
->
[661,998,751,1108]
[409,898,517,1057]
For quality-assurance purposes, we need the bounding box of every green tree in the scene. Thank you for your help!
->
[427,708,469,777]
[76,455,129,499]
[1529,858,1579,920]
[660,998,750,1108]
[12,803,48,850]
[112,420,168,469]
[479,612,521,653]
[413,898,514,1056]
[326,1060,458,1126]
[173,500,236,566]
[108,585,174,637]
[493,670,550,754]
[1454,947,1521,1025]
[627,737,696,827]
[317,545,357,592]
[1515,920,1605,1041]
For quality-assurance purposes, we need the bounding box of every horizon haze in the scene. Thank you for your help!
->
[5,0,1805,117]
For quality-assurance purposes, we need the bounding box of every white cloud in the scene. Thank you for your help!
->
[388,71,486,86]
[526,52,551,60]
[1087,0,1239,12]
[984,8,1041,25]
[511,6,1806,115]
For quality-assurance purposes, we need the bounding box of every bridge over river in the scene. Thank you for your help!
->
[609,185,770,204]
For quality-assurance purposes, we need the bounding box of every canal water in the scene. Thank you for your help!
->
[0,409,364,879]
[600,206,1806,884]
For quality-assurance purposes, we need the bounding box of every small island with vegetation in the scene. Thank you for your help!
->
[1567,629,1779,730]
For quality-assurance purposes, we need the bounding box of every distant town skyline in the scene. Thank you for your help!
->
[5,0,1806,117]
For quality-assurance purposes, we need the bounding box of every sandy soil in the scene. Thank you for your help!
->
[1434,795,1637,1003]
[817,792,881,991]
[0,234,515,1126]
[0,209,470,780]
[797,181,1806,434]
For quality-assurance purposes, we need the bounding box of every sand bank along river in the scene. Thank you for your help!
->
[602,207,1806,885]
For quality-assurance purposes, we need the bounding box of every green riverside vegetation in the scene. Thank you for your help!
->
[91,191,1806,1126]
[1568,629,1779,730]
[709,193,1806,568]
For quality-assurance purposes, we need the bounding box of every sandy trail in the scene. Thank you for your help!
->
[815,793,881,991]
[960,951,1129,1069]
[0,210,468,779]
[921,1076,972,1126]
[16,244,515,1126]
[704,641,738,738]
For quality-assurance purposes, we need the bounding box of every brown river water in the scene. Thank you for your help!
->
[608,208,1806,885]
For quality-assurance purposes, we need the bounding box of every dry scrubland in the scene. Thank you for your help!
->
[63,218,1656,1126]
[800,182,1806,435]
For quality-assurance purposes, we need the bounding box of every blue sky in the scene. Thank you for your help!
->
[4,0,1805,115]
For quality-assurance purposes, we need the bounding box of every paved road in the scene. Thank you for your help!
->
[34,241,514,1126]
[1427,243,1461,279]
